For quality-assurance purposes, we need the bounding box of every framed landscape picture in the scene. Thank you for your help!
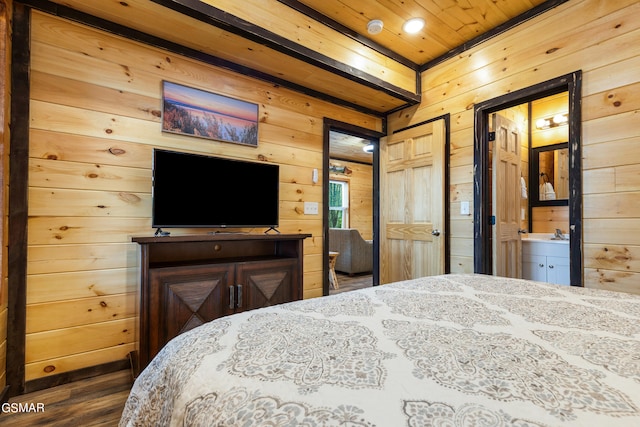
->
[161,81,259,147]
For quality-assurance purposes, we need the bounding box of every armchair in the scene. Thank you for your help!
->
[328,228,373,275]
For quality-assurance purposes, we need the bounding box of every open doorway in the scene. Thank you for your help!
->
[323,119,383,296]
[473,71,583,286]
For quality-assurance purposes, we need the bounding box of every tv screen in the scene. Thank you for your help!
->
[152,149,279,229]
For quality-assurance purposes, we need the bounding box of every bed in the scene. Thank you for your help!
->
[120,274,640,426]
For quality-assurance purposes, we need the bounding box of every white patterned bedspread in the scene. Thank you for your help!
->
[120,274,640,426]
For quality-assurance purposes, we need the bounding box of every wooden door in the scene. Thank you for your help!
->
[380,120,445,283]
[492,114,522,278]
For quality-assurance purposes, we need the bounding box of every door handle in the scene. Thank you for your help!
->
[229,285,235,309]
[236,284,242,309]
[518,229,528,234]
[431,229,441,236]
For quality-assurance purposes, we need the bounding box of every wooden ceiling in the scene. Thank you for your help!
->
[294,0,548,66]
[329,131,374,165]
[36,0,557,116]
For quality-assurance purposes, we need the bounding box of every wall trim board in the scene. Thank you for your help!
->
[420,0,570,72]
[18,0,391,118]
[7,2,30,398]
[23,359,131,394]
[473,71,583,286]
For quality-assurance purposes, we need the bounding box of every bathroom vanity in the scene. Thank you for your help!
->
[521,233,570,285]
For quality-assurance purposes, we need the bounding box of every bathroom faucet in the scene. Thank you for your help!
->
[553,229,566,240]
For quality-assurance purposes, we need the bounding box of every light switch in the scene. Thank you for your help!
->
[304,202,319,215]
[460,201,470,215]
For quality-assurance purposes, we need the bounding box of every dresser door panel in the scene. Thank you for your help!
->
[149,263,234,359]
[236,258,298,311]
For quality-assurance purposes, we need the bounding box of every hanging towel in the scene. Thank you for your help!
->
[543,182,556,200]
[520,176,528,199]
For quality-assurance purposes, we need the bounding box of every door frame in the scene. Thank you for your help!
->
[323,119,385,296]
[473,71,583,285]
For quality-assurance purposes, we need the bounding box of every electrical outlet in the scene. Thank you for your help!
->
[304,202,319,215]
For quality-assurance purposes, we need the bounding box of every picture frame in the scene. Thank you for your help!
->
[161,81,259,147]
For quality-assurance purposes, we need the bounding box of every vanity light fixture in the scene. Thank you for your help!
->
[535,113,568,129]
[363,143,375,153]
[553,113,568,125]
[403,17,425,34]
[535,118,550,129]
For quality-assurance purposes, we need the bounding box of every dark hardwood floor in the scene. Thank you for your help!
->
[2,369,133,426]
[329,272,373,294]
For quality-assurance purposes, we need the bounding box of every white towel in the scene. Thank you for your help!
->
[520,177,528,199]
[540,182,556,200]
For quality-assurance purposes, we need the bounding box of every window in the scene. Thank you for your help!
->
[329,180,349,228]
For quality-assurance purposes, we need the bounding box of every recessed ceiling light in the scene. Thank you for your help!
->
[403,17,424,34]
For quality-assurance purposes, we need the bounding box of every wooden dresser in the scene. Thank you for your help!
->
[132,233,311,372]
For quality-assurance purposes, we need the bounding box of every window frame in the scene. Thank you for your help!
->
[328,179,349,229]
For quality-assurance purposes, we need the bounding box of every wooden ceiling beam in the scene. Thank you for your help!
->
[277,0,419,70]
[150,0,420,105]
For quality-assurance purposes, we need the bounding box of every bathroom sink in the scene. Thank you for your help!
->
[522,233,569,243]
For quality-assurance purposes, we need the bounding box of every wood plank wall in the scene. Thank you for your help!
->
[388,0,640,294]
[329,159,373,240]
[25,10,382,382]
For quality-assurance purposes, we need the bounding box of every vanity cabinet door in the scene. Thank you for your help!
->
[522,240,570,286]
[522,254,547,282]
[547,256,570,285]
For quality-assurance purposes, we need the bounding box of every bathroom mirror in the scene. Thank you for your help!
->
[532,143,569,205]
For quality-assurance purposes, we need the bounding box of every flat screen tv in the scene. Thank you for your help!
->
[152,149,279,231]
